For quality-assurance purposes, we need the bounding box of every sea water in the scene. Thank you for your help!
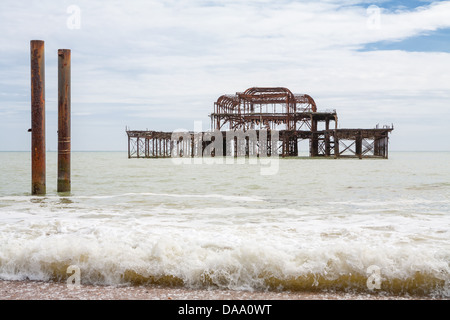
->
[0,151,449,297]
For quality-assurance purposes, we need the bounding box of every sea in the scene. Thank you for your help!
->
[0,151,449,298]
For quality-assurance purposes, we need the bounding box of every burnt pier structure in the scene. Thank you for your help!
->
[127,87,393,159]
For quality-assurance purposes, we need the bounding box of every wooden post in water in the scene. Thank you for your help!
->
[30,40,46,195]
[356,130,363,160]
[57,49,71,192]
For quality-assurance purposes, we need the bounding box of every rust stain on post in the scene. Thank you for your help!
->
[57,49,71,192]
[30,40,46,195]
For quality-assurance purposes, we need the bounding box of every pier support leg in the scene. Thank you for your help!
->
[310,118,319,157]
[374,138,380,157]
[128,136,131,158]
[385,136,389,159]
[137,137,140,158]
[293,136,298,156]
[30,40,46,195]
[325,134,330,157]
[57,49,71,192]
[334,135,339,159]
[223,135,227,157]
[325,119,330,157]
[355,131,362,159]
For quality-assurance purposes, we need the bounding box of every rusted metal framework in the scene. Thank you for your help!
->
[127,87,393,159]
[332,127,392,159]
[127,130,172,158]
[211,87,320,131]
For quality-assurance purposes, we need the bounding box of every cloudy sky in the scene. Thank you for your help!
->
[0,0,449,151]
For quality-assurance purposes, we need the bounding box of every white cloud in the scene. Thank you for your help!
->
[0,0,449,150]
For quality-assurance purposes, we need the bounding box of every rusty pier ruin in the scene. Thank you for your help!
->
[126,87,393,159]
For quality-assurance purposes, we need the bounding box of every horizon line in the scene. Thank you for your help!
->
[1,150,449,153]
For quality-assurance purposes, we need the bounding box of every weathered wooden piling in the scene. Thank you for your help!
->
[30,40,46,195]
[57,49,71,192]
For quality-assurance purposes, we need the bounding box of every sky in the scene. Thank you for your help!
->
[0,0,449,151]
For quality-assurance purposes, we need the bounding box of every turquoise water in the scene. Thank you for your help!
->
[0,151,449,297]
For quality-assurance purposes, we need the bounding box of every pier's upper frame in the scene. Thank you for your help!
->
[211,87,323,131]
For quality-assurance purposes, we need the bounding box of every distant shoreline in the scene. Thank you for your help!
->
[1,150,449,153]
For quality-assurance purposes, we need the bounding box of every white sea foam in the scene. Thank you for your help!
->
[0,152,449,297]
[0,193,264,203]
[0,221,448,296]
